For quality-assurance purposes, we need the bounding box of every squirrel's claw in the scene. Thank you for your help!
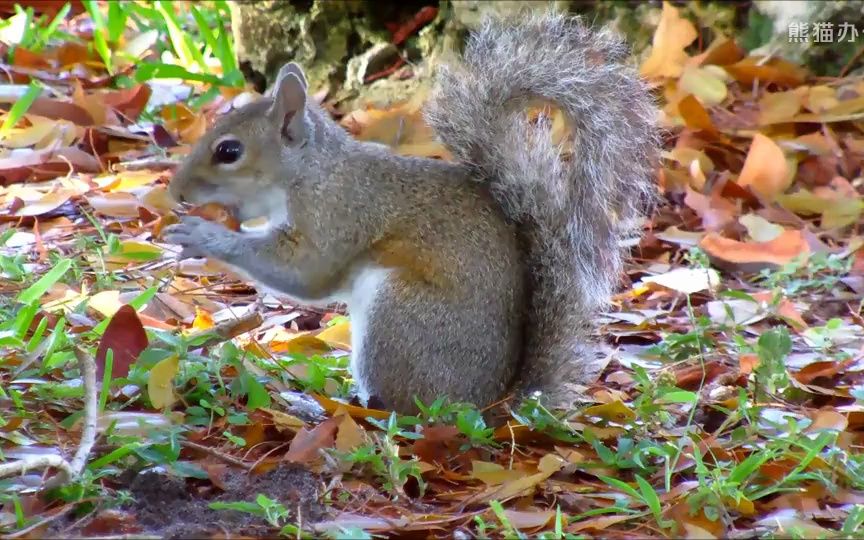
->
[162,216,225,260]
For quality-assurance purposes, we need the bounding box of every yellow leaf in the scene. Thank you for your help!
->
[103,240,164,265]
[639,2,699,79]
[192,307,214,331]
[821,198,864,230]
[777,189,832,216]
[334,408,367,452]
[317,321,352,350]
[4,115,59,148]
[739,214,784,242]
[270,333,334,355]
[758,91,802,125]
[471,461,527,486]
[582,401,637,424]
[262,408,306,433]
[736,133,792,201]
[88,290,123,318]
[148,354,179,410]
[678,65,728,106]
[311,394,391,420]
[538,453,566,474]
[479,455,563,502]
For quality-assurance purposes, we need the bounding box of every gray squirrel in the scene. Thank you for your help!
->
[164,10,660,414]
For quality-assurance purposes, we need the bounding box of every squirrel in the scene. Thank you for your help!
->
[164,10,660,415]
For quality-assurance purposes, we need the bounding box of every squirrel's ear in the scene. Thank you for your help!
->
[268,71,307,143]
[266,62,308,96]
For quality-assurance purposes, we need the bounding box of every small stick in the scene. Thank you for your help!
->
[1,346,98,488]
[180,440,252,470]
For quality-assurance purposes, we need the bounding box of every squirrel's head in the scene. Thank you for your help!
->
[169,62,328,224]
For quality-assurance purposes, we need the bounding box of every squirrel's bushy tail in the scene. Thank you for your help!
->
[425,10,660,406]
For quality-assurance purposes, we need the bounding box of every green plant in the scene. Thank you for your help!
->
[345,413,425,499]
[757,252,852,296]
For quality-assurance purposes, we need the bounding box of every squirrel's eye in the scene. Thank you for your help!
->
[213,139,243,165]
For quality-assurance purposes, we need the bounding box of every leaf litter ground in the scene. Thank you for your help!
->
[2,2,864,539]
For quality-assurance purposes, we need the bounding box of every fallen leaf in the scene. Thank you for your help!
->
[759,91,803,125]
[311,394,392,420]
[737,133,792,201]
[191,307,214,332]
[316,321,351,350]
[807,409,848,432]
[12,189,75,217]
[471,461,527,486]
[501,509,555,531]
[642,266,721,295]
[284,416,340,463]
[639,2,698,79]
[95,304,148,380]
[678,65,728,106]
[677,94,719,135]
[739,213,784,242]
[147,354,179,410]
[334,409,367,452]
[86,192,141,218]
[582,401,636,424]
[724,57,807,87]
[699,230,810,272]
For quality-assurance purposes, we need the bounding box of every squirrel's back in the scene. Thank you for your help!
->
[425,9,660,407]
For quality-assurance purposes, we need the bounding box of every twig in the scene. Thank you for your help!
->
[188,306,264,349]
[0,346,99,490]
[68,347,99,476]
[180,440,252,470]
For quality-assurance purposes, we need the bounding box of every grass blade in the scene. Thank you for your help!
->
[0,81,42,140]
[16,258,72,305]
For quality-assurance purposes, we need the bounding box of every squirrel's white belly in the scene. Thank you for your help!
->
[344,265,392,404]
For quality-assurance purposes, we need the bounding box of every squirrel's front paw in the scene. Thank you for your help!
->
[162,216,234,260]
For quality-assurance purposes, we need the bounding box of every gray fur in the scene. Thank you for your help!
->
[425,10,660,406]
[164,10,659,414]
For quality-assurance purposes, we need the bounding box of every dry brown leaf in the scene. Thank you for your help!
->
[758,91,802,125]
[334,409,367,452]
[284,416,340,464]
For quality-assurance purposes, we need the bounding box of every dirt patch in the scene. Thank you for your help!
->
[50,464,326,538]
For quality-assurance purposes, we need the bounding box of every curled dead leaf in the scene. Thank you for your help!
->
[699,230,810,273]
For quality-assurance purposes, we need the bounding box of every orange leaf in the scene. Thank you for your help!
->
[639,2,698,79]
[724,56,807,87]
[699,230,810,272]
[677,94,719,136]
[736,133,792,201]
